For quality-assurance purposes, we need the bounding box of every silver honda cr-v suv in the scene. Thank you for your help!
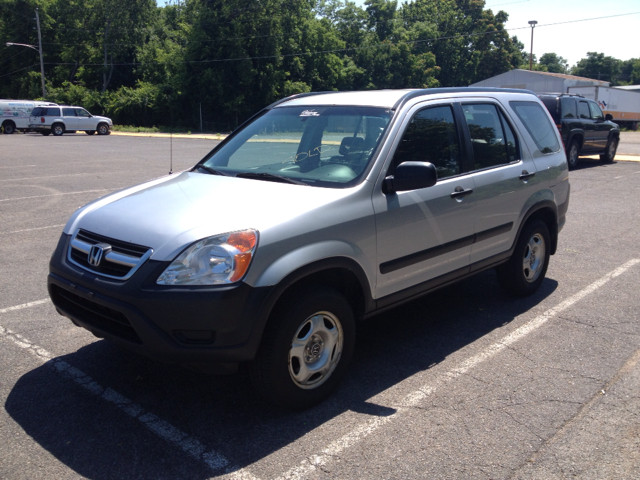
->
[48,88,570,409]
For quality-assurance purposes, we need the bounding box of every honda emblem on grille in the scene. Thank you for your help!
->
[88,243,112,267]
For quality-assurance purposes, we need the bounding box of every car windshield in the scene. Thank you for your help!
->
[198,106,393,188]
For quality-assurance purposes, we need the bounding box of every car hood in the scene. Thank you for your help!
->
[65,171,357,260]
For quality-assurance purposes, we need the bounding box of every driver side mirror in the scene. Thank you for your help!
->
[605,113,613,121]
[384,161,438,194]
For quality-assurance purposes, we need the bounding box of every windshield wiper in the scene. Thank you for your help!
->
[235,172,306,185]
[196,165,232,176]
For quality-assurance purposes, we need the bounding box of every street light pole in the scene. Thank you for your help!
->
[528,20,538,71]
[35,8,46,97]
[5,8,46,97]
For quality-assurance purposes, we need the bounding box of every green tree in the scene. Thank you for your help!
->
[538,52,568,74]
[572,52,621,84]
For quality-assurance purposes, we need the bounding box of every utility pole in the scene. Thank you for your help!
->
[103,19,110,92]
[35,8,46,97]
[528,20,537,71]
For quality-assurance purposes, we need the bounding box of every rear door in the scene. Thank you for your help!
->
[62,107,78,129]
[373,102,475,298]
[461,100,540,265]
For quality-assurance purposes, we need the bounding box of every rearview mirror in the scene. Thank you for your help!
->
[384,161,438,193]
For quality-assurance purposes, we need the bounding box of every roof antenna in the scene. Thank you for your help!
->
[169,123,173,175]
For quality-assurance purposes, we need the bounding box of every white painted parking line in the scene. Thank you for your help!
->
[0,189,109,203]
[0,299,50,314]
[615,170,640,179]
[0,306,257,477]
[2,224,66,235]
[270,258,640,480]
[0,173,89,182]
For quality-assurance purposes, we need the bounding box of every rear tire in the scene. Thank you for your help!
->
[249,286,355,410]
[567,140,580,170]
[2,122,16,134]
[52,123,64,136]
[497,219,550,297]
[600,137,618,163]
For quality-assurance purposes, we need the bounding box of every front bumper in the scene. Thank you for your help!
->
[48,234,273,365]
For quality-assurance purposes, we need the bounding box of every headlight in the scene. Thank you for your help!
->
[157,229,258,286]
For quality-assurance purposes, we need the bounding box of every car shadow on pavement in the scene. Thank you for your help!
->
[574,158,617,170]
[5,270,557,479]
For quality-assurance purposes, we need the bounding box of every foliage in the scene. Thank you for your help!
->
[7,0,633,131]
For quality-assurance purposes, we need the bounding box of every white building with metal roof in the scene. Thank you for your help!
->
[470,69,608,93]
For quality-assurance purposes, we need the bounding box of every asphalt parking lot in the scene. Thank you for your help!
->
[1,132,640,479]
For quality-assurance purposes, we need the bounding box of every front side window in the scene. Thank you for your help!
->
[75,108,91,117]
[588,101,604,120]
[391,105,460,180]
[462,103,518,170]
[578,101,591,119]
[199,106,392,188]
[510,101,560,154]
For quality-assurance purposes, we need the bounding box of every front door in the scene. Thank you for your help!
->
[373,103,475,299]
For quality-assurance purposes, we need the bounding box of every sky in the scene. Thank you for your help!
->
[157,0,639,68]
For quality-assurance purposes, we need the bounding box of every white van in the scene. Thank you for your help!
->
[0,99,58,134]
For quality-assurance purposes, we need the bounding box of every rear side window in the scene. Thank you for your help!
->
[63,108,76,116]
[44,107,60,116]
[462,103,519,170]
[578,101,590,119]
[31,107,43,116]
[392,105,460,180]
[510,101,560,154]
[561,97,577,118]
[539,97,559,122]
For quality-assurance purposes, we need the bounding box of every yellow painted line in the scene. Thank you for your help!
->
[111,131,227,140]
[583,154,640,162]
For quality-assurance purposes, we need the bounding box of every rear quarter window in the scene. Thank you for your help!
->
[509,101,560,154]
[561,97,577,118]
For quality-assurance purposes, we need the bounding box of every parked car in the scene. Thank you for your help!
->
[29,105,112,136]
[0,99,58,134]
[48,88,569,409]
[538,93,620,169]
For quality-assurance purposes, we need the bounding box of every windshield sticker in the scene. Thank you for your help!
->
[300,110,321,117]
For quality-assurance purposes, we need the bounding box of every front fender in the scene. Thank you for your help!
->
[247,240,374,291]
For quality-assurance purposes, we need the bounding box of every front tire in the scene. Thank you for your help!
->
[497,220,550,297]
[567,140,580,170]
[600,137,618,163]
[97,123,109,135]
[250,286,355,410]
[52,123,64,136]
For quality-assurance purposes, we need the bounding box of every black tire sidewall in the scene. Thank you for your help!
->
[602,138,617,163]
[97,124,108,135]
[567,141,579,169]
[498,220,550,296]
[250,286,355,410]
[52,124,64,136]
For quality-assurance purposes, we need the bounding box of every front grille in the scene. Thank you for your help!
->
[68,229,152,280]
[51,284,142,344]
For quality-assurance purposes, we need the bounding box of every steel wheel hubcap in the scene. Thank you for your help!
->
[289,311,343,389]
[522,233,545,283]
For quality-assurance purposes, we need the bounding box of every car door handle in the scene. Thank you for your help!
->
[450,186,473,198]
[519,170,536,180]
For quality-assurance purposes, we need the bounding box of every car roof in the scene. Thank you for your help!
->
[275,87,538,109]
